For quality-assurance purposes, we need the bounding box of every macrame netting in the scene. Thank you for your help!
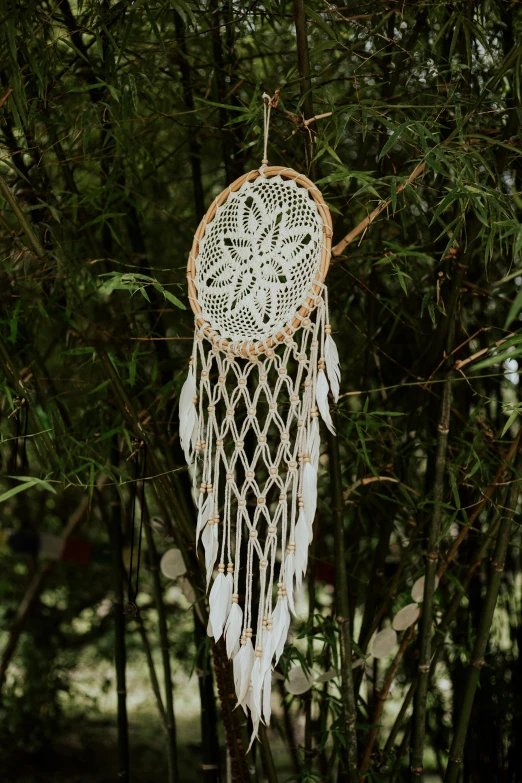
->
[179,163,339,742]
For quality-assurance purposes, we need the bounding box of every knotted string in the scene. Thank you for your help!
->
[261,89,280,168]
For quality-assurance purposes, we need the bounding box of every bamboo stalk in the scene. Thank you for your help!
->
[259,724,279,783]
[359,625,417,779]
[0,174,45,258]
[291,7,323,772]
[445,454,521,782]
[381,508,505,775]
[409,371,452,779]
[328,423,359,782]
[292,0,315,171]
[173,11,205,217]
[143,506,179,783]
[410,248,467,777]
[193,612,221,782]
[437,430,522,578]
[135,614,167,726]
[276,680,301,775]
[212,639,252,782]
[108,483,130,781]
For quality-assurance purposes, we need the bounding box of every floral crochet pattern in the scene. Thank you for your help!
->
[195,175,323,342]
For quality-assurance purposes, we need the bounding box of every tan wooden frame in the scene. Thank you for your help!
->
[187,165,333,357]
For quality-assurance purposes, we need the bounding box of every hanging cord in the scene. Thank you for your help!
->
[124,438,146,618]
[8,396,27,473]
[261,89,280,167]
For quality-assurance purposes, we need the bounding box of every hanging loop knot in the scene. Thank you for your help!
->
[260,89,281,170]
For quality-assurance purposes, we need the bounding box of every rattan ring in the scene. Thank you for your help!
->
[186,166,333,357]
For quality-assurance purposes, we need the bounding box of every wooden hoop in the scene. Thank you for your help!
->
[186,165,333,357]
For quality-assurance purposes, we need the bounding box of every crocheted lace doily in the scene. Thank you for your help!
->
[194,174,324,343]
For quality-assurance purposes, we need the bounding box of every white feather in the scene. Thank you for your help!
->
[237,639,254,705]
[179,367,197,463]
[325,334,341,403]
[308,417,320,472]
[233,644,245,700]
[262,668,272,724]
[209,573,232,642]
[316,368,335,434]
[294,510,309,590]
[190,415,198,456]
[225,602,243,659]
[206,616,213,637]
[195,495,211,548]
[225,573,233,613]
[260,629,273,678]
[274,598,291,666]
[241,686,251,717]
[302,461,317,535]
[284,553,296,616]
[180,406,197,464]
[247,702,260,751]
[202,523,218,589]
[250,657,263,719]
[270,599,282,660]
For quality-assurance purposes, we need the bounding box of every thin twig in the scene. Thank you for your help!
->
[331,162,426,257]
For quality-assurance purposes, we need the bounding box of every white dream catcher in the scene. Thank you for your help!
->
[179,94,340,740]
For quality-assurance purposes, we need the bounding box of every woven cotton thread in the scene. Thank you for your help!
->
[194,174,323,344]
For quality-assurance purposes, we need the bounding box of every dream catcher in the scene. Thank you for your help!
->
[179,93,339,739]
